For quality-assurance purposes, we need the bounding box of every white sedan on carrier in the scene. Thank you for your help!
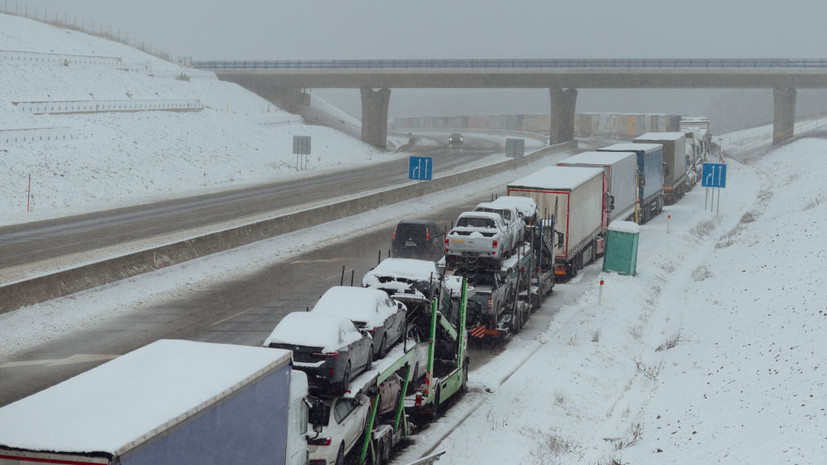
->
[311,286,406,360]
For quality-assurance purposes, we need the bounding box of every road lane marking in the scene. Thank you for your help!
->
[0,354,119,369]
[290,257,355,265]
[211,309,251,326]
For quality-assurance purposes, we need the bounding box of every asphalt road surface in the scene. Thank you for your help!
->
[0,142,497,277]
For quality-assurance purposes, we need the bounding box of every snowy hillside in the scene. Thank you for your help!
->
[0,13,392,224]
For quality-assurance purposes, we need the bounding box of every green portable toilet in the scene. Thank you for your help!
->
[603,221,640,276]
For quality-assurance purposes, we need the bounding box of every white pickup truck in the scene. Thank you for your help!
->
[444,211,510,269]
[474,201,524,252]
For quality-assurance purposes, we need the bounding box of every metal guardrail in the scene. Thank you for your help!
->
[192,58,827,71]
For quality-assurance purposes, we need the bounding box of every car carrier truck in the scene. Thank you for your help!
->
[597,143,664,224]
[508,166,605,280]
[0,340,309,465]
[442,199,556,342]
[306,276,469,465]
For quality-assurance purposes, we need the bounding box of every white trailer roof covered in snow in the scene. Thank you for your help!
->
[600,142,661,153]
[508,166,604,191]
[636,132,685,141]
[0,339,291,457]
[559,151,632,166]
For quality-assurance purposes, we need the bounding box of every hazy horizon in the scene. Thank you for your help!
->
[7,0,827,131]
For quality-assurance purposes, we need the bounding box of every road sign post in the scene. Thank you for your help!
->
[408,156,433,181]
[505,138,525,158]
[292,135,311,170]
[702,163,727,214]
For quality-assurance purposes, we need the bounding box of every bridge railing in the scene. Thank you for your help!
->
[192,58,827,71]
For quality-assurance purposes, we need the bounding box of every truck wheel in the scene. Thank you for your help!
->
[512,309,522,334]
[460,361,469,392]
[376,335,387,360]
[367,347,374,369]
[335,443,345,465]
[430,386,441,420]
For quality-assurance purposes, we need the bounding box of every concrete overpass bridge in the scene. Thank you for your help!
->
[192,58,827,148]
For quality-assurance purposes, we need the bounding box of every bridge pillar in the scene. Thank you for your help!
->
[773,87,797,145]
[360,87,391,149]
[549,88,577,144]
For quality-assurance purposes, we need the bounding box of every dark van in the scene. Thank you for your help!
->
[392,220,444,258]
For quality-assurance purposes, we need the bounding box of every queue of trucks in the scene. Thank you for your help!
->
[0,123,711,465]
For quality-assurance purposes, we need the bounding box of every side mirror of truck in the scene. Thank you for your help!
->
[555,231,565,249]
[663,163,671,177]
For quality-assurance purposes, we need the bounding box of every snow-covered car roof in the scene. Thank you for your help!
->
[458,211,502,220]
[475,201,515,211]
[311,286,398,329]
[0,340,291,456]
[489,196,538,218]
[362,258,441,289]
[454,211,504,228]
[263,311,365,351]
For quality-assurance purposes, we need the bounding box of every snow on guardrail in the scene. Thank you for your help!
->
[11,99,204,115]
[0,49,122,67]
[0,50,215,80]
[147,69,217,81]
[0,126,74,148]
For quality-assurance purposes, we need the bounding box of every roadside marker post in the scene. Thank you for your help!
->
[599,280,604,305]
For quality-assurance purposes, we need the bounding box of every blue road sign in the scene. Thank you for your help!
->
[702,163,727,188]
[408,156,433,181]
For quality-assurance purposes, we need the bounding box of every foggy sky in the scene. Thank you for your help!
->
[8,0,827,129]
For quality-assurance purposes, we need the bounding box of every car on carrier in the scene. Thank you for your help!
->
[263,312,373,392]
[444,211,511,269]
[489,196,540,228]
[391,219,444,258]
[474,201,523,253]
[306,393,372,465]
[305,371,403,465]
[362,257,442,298]
[311,286,406,360]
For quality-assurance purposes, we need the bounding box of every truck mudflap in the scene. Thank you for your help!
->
[469,324,504,338]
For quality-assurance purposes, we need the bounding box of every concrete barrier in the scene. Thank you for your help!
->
[0,141,575,314]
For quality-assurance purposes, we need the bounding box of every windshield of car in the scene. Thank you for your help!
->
[395,223,426,237]
[333,397,359,424]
